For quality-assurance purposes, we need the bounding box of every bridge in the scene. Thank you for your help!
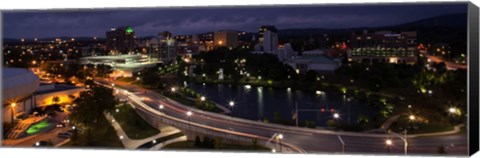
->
[97,79,468,155]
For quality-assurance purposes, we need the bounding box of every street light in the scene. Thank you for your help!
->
[408,115,416,121]
[278,134,283,140]
[159,104,164,110]
[227,100,235,117]
[200,96,206,101]
[385,139,393,152]
[10,102,16,124]
[388,130,409,155]
[171,87,176,92]
[186,111,193,129]
[276,133,284,152]
[333,113,340,119]
[385,139,393,145]
[449,107,457,114]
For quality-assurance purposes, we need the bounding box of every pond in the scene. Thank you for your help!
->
[186,82,379,127]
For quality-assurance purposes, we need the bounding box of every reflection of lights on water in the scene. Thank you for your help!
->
[257,87,263,92]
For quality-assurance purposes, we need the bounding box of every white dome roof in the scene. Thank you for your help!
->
[2,68,40,105]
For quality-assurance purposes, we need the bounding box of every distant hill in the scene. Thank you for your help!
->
[276,13,467,36]
[388,13,467,29]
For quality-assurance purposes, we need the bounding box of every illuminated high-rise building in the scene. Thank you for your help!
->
[258,25,278,53]
[147,31,177,63]
[214,30,238,49]
[106,26,136,54]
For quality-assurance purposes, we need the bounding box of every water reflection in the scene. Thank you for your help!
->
[187,82,377,127]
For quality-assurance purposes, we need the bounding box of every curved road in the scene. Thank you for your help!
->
[98,79,468,156]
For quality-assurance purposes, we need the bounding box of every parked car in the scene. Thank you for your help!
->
[57,132,72,138]
[56,123,65,128]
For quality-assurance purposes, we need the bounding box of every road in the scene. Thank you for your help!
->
[99,79,468,155]
[421,50,467,70]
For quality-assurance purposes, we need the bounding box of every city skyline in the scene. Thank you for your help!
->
[3,3,467,39]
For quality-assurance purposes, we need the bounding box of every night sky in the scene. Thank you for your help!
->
[2,3,467,39]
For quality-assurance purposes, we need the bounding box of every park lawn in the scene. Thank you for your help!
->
[68,115,123,148]
[112,104,160,139]
[408,123,454,134]
[390,115,455,134]
[164,93,224,113]
[163,141,270,152]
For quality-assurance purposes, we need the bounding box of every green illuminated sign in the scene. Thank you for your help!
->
[125,27,134,34]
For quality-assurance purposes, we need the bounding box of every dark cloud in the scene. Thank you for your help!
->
[2,3,467,38]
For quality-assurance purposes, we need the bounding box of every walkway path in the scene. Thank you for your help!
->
[104,112,183,149]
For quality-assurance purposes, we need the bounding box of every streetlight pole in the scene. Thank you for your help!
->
[277,133,284,152]
[186,111,193,130]
[385,138,393,153]
[228,101,235,117]
[10,103,16,124]
[389,130,408,155]
[337,135,345,153]
[295,103,299,127]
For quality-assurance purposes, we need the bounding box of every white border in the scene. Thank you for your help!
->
[0,0,475,10]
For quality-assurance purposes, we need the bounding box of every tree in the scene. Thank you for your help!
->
[141,68,160,88]
[273,111,282,124]
[357,115,369,126]
[326,119,337,127]
[194,136,202,147]
[202,136,211,148]
[304,70,318,82]
[304,120,316,128]
[70,85,117,142]
[437,145,446,154]
[251,139,259,149]
[214,137,223,149]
